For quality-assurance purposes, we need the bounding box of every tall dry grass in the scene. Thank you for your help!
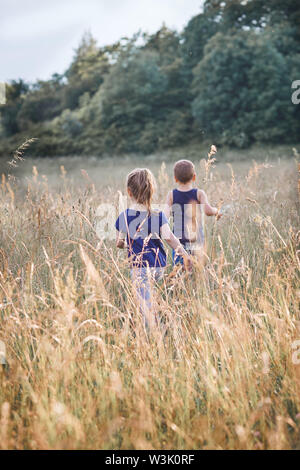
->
[0,151,299,449]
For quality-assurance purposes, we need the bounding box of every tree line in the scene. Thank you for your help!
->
[0,0,299,157]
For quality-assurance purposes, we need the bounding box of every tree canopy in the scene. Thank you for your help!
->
[0,0,299,157]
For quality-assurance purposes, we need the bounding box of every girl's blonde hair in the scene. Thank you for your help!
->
[127,168,155,214]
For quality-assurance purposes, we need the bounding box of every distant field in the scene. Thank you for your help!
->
[0,145,299,449]
[1,142,298,189]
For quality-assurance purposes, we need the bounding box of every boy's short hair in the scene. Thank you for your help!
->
[174,160,195,184]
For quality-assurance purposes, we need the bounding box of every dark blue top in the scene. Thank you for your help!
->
[115,209,168,268]
[172,188,200,245]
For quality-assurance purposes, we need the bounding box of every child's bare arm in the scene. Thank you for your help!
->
[164,190,173,220]
[198,189,222,218]
[116,231,126,249]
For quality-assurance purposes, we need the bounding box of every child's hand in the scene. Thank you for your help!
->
[116,239,126,249]
[183,255,193,272]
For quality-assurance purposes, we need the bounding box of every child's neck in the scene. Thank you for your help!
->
[177,181,194,192]
[130,201,148,212]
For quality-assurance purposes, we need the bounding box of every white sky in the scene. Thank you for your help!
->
[0,0,203,82]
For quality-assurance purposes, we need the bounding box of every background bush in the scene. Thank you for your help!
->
[0,0,299,157]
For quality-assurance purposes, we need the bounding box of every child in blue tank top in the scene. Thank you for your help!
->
[165,157,222,265]
[115,168,190,330]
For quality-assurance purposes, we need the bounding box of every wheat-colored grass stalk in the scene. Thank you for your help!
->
[0,152,299,450]
[7,138,37,168]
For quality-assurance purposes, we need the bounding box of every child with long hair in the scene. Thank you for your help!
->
[115,168,190,331]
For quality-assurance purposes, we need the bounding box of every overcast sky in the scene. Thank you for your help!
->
[0,0,203,83]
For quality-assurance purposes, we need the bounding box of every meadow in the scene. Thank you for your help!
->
[0,144,299,450]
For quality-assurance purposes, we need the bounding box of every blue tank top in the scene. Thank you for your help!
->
[172,188,202,245]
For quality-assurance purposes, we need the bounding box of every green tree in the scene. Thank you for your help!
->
[100,48,168,153]
[204,0,300,36]
[143,25,180,66]
[16,76,64,130]
[1,1,299,157]
[181,12,218,72]
[192,31,297,147]
[0,80,29,135]
[64,32,110,109]
[144,26,191,140]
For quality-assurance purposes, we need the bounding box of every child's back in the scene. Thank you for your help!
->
[116,208,167,268]
[172,187,204,247]
[166,159,220,264]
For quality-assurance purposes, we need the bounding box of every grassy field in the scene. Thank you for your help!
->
[0,145,299,450]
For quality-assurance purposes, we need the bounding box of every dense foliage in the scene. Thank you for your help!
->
[1,0,299,156]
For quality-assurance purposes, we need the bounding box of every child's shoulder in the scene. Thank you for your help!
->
[196,189,208,203]
[117,209,128,218]
[151,209,168,222]
[150,208,162,218]
[116,209,131,225]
